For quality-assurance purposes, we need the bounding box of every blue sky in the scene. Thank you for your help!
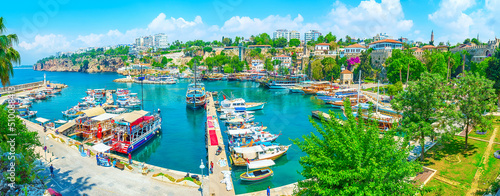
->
[1,0,499,64]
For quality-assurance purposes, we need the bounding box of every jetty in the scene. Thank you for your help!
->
[205,92,236,196]
[0,81,67,104]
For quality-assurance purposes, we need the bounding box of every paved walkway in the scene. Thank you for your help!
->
[22,118,204,196]
[467,128,499,195]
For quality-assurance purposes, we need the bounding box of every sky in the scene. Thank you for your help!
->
[1,0,499,65]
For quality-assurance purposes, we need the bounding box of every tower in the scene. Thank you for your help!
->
[431,30,434,43]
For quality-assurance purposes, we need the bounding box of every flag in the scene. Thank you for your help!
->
[247,159,250,164]
[223,95,226,100]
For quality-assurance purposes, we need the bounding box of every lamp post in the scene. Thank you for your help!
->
[43,135,49,161]
[199,159,205,188]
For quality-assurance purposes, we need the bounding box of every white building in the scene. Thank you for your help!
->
[273,29,300,42]
[154,33,168,48]
[373,33,392,42]
[344,43,366,55]
[368,39,403,50]
[272,55,292,68]
[251,59,264,71]
[305,30,322,44]
[315,43,330,51]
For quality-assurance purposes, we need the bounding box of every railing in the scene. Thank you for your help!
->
[0,81,46,94]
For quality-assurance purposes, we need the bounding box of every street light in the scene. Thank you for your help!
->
[43,136,49,161]
[199,159,205,188]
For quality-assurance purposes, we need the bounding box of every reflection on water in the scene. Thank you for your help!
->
[130,134,163,162]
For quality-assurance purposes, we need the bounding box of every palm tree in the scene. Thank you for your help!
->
[0,17,20,86]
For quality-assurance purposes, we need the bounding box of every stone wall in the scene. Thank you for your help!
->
[370,50,393,67]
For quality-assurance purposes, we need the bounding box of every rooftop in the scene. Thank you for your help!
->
[274,55,291,58]
[315,43,330,46]
[341,69,353,74]
[369,39,403,45]
[345,43,366,48]
[422,45,436,49]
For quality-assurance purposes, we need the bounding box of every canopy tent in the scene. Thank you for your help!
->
[35,117,50,124]
[91,113,118,121]
[228,129,253,136]
[56,120,75,133]
[233,146,264,154]
[248,160,275,169]
[92,143,112,152]
[130,116,153,127]
[114,110,148,123]
[81,107,105,118]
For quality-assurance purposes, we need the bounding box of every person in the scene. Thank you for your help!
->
[49,164,54,177]
[96,154,100,166]
[267,186,270,196]
[44,126,47,132]
[128,153,132,164]
[210,161,214,174]
[113,159,116,168]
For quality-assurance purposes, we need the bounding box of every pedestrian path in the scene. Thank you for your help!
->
[467,128,499,195]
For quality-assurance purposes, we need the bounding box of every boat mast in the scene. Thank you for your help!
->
[376,79,380,113]
[357,68,361,105]
[141,62,144,110]
[194,58,197,109]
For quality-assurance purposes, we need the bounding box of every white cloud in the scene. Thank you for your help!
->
[19,34,71,52]
[428,0,475,42]
[324,0,413,39]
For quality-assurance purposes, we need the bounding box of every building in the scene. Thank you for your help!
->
[273,29,300,42]
[272,55,292,68]
[421,45,436,51]
[154,33,168,48]
[344,43,366,57]
[340,69,353,85]
[450,38,500,63]
[289,30,300,40]
[368,39,403,50]
[251,59,264,71]
[305,30,322,44]
[315,43,330,51]
[373,33,392,42]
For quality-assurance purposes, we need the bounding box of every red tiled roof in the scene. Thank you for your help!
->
[369,39,403,45]
[415,48,423,53]
[315,43,330,46]
[422,45,436,49]
[410,47,418,50]
[345,43,366,48]
[341,69,352,74]
[274,55,290,58]
[248,45,272,47]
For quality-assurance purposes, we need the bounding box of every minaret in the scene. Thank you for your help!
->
[431,30,434,43]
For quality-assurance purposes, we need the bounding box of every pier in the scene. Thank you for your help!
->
[205,92,236,196]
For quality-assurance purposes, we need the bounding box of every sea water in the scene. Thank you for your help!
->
[9,68,344,194]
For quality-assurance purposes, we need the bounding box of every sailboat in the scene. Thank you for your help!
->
[240,159,275,182]
[186,61,206,109]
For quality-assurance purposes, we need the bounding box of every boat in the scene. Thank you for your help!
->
[18,108,37,119]
[230,144,291,166]
[54,119,67,124]
[186,61,206,109]
[265,80,298,89]
[225,116,255,125]
[288,85,304,93]
[219,98,265,111]
[117,93,141,109]
[35,92,46,100]
[240,160,275,182]
[158,76,178,84]
[110,110,162,154]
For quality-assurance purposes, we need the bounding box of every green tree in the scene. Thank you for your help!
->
[203,47,213,53]
[292,100,421,195]
[324,32,336,43]
[463,38,471,44]
[486,48,500,107]
[249,48,262,57]
[0,17,20,86]
[358,50,372,79]
[273,38,287,48]
[321,57,339,80]
[223,64,233,73]
[387,81,403,96]
[453,72,496,148]
[222,37,232,46]
[267,48,277,55]
[289,38,300,47]
[0,105,42,185]
[386,50,426,84]
[471,38,480,45]
[264,58,274,71]
[392,72,456,161]
[471,57,491,77]
[311,59,323,80]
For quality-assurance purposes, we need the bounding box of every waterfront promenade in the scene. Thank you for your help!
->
[20,118,206,196]
[206,92,236,196]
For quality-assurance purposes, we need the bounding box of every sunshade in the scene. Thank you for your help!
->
[35,117,50,124]
[81,107,105,117]
[248,160,275,169]
[92,143,112,152]
[91,113,118,121]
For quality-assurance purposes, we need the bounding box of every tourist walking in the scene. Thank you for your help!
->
[96,154,100,166]
[267,186,270,196]
[128,153,132,164]
[49,164,54,177]
[210,161,214,174]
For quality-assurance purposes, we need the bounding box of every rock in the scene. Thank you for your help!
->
[34,56,125,73]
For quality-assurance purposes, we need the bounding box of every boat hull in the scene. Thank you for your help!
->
[240,168,273,181]
[245,103,265,111]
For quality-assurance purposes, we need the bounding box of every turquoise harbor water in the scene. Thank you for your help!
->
[9,68,343,194]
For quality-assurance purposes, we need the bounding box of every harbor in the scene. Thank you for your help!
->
[8,69,393,194]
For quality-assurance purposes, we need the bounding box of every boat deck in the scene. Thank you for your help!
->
[206,93,236,196]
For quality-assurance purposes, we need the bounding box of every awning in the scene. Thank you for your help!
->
[91,113,118,121]
[228,129,253,136]
[130,116,153,127]
[114,110,148,123]
[92,143,112,152]
[35,117,50,124]
[81,107,105,118]
[56,120,75,133]
[248,160,275,169]
[233,146,264,154]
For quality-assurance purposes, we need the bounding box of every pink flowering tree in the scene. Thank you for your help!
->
[347,56,360,70]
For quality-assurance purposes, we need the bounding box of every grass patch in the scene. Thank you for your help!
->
[476,147,500,194]
[470,129,494,141]
[176,177,202,186]
[421,137,487,185]
[424,179,467,196]
[152,173,176,182]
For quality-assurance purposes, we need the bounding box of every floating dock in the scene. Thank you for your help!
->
[205,92,236,196]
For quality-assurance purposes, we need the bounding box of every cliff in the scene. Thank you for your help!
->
[33,57,125,73]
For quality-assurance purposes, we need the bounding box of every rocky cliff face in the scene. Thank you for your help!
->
[34,57,125,73]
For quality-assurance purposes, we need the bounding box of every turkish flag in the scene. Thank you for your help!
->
[97,124,102,139]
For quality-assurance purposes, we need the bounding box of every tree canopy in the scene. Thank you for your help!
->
[292,100,421,195]
[386,49,426,84]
